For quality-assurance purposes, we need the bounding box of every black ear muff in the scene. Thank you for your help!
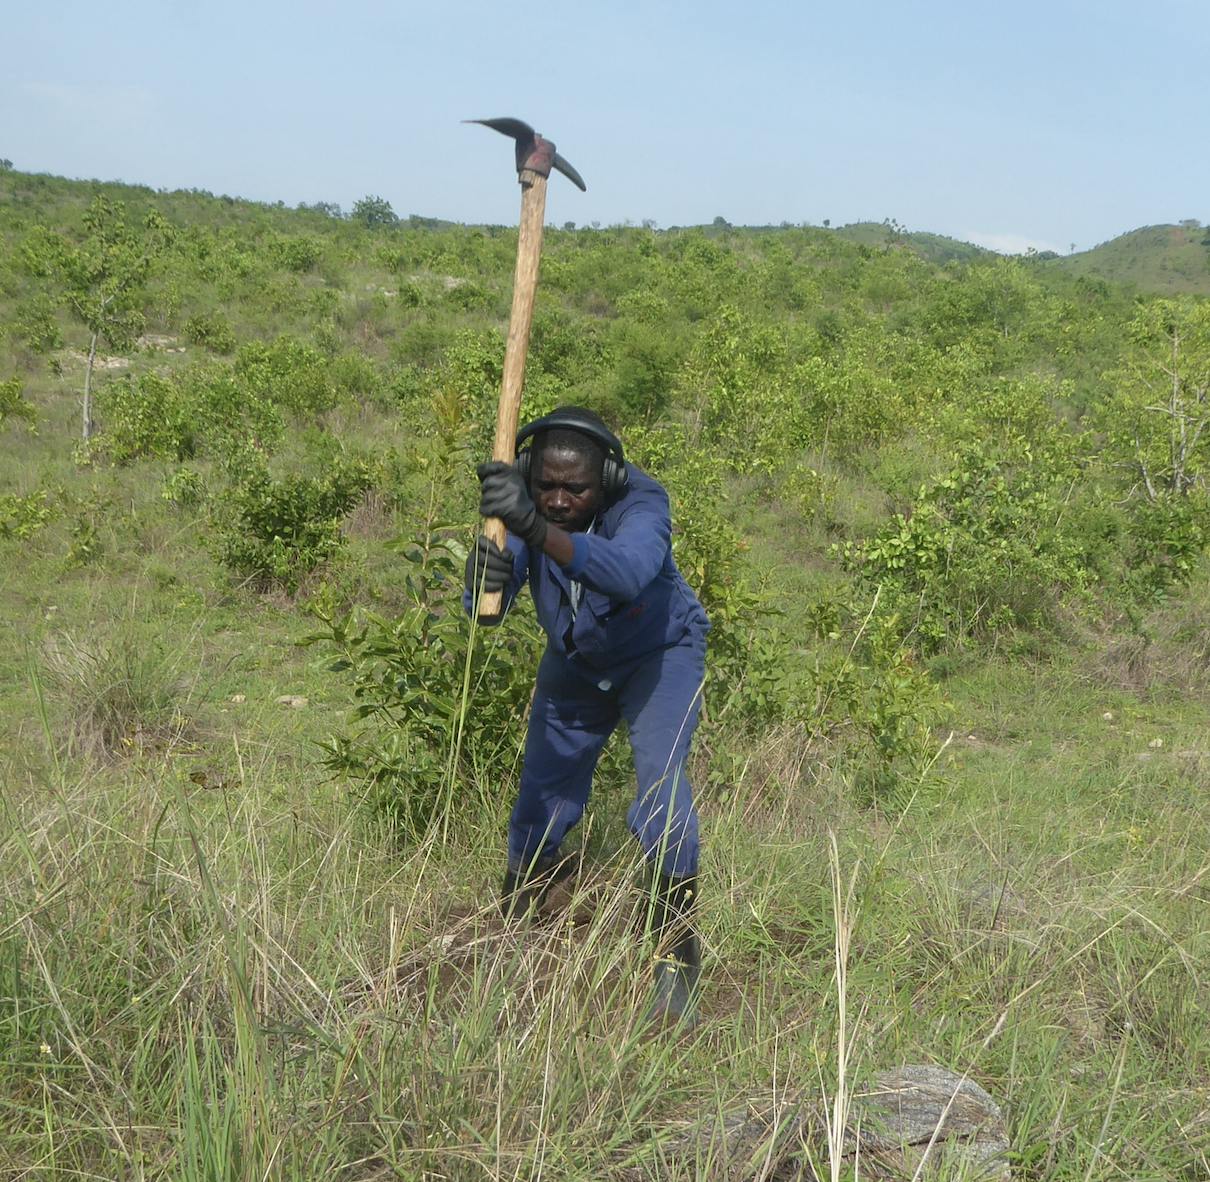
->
[515,411,629,501]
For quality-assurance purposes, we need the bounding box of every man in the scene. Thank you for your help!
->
[464,406,710,1024]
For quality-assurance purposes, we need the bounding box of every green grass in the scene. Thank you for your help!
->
[2,423,1207,1176]
[2,167,1207,1179]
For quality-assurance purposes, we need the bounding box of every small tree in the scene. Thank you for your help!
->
[1107,299,1210,500]
[24,196,171,440]
[0,377,37,430]
[351,195,398,229]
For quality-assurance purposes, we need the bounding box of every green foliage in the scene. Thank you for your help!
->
[12,294,63,354]
[310,535,541,837]
[686,305,791,472]
[95,373,191,463]
[1103,298,1210,499]
[266,233,322,273]
[0,377,36,429]
[20,195,172,438]
[804,599,946,801]
[0,490,55,540]
[161,466,206,508]
[95,364,285,466]
[33,197,171,343]
[1121,490,1210,602]
[183,311,236,353]
[840,444,1096,652]
[627,423,771,713]
[234,335,338,416]
[351,195,398,228]
[214,459,373,592]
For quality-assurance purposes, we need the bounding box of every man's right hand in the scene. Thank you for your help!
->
[465,534,515,599]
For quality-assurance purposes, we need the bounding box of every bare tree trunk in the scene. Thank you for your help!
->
[83,331,98,440]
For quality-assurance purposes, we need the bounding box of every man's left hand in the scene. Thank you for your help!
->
[477,461,549,551]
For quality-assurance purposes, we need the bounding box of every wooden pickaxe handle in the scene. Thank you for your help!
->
[478,168,548,619]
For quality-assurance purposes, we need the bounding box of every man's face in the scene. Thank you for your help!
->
[532,447,602,533]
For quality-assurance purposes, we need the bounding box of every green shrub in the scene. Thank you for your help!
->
[839,445,1094,651]
[626,422,774,719]
[443,280,492,311]
[0,377,36,429]
[267,234,322,273]
[13,295,63,354]
[1122,491,1210,602]
[234,335,337,415]
[0,491,55,540]
[183,311,236,353]
[184,366,284,464]
[161,466,206,508]
[309,534,541,837]
[214,459,373,592]
[95,373,191,463]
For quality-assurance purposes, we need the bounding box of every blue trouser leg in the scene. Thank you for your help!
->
[509,659,617,870]
[619,634,706,878]
[509,635,706,877]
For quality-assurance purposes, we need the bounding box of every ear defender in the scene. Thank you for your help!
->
[515,411,629,501]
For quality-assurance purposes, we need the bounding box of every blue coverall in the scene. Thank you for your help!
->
[465,463,710,878]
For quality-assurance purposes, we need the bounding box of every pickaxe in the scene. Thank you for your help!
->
[466,117,586,618]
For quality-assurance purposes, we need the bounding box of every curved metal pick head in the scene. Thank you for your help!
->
[552,152,587,193]
[465,117,587,192]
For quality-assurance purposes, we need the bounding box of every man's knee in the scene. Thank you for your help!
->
[627,773,699,873]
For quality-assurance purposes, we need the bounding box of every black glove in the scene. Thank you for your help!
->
[464,534,515,598]
[477,461,548,552]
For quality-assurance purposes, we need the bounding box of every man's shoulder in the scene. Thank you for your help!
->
[614,463,668,507]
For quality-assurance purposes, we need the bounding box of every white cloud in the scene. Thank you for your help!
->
[963,230,1067,256]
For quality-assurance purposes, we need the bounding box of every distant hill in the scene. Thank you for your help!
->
[831,222,989,266]
[1051,222,1210,294]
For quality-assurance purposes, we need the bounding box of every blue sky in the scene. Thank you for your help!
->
[3,0,1207,253]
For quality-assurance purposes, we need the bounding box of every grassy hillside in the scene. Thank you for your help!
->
[1,168,1208,1179]
[1052,222,1210,294]
[831,221,990,265]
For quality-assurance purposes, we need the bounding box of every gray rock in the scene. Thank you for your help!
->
[631,1064,1010,1180]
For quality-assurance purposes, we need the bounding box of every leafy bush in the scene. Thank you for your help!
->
[184,367,284,465]
[309,535,541,838]
[352,195,397,228]
[1121,490,1210,602]
[95,372,191,463]
[214,458,374,592]
[161,466,206,508]
[0,491,55,540]
[94,359,287,466]
[13,295,63,354]
[234,335,337,415]
[1102,299,1210,499]
[799,597,947,803]
[183,311,236,353]
[0,377,36,429]
[626,422,773,719]
[839,445,1096,651]
[267,234,322,273]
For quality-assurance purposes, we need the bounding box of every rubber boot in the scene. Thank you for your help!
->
[500,853,574,922]
[645,872,701,1027]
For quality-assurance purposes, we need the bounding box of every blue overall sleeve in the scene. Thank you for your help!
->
[558,483,671,603]
[462,532,530,618]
